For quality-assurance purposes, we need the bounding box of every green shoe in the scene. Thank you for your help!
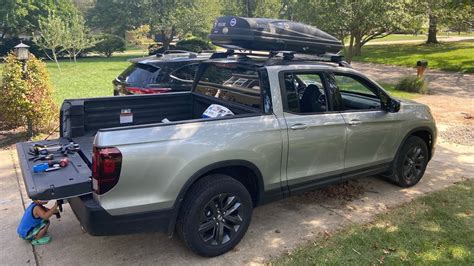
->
[31,236,51,246]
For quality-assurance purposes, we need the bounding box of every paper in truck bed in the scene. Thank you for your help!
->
[16,138,92,200]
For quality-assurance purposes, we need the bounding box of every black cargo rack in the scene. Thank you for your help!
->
[210,49,350,67]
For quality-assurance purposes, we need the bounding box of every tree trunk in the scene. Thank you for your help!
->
[427,14,438,44]
[354,44,362,56]
[162,37,172,51]
[346,35,355,63]
[26,118,34,139]
[353,35,363,57]
[52,51,61,72]
[245,0,251,17]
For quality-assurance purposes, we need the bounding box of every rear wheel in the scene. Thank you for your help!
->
[176,174,253,257]
[389,136,429,187]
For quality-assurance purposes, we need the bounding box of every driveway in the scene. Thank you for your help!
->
[0,64,472,265]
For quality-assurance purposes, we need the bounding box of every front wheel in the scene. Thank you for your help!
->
[176,174,253,257]
[390,136,429,187]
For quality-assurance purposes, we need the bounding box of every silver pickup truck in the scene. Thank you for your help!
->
[16,51,436,257]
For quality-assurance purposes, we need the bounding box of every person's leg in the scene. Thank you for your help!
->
[25,220,49,240]
[34,222,49,240]
[30,220,52,246]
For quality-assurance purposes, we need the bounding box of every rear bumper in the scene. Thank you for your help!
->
[68,195,173,236]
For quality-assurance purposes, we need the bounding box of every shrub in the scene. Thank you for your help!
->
[0,53,57,137]
[148,43,179,55]
[93,34,126,57]
[175,38,213,53]
[148,43,162,55]
[395,76,428,94]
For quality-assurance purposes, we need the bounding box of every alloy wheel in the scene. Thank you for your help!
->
[402,146,425,182]
[198,193,243,246]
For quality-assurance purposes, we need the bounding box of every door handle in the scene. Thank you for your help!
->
[348,119,362,126]
[290,123,308,130]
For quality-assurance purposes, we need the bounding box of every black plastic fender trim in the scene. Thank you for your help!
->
[166,159,268,236]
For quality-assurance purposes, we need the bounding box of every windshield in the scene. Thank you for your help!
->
[195,63,261,109]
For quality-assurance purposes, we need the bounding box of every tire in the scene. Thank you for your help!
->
[176,174,253,257]
[389,136,429,187]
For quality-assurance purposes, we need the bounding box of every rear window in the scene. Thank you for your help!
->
[119,64,160,84]
[195,63,261,109]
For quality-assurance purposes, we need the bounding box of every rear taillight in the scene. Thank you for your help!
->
[126,87,172,94]
[92,147,122,195]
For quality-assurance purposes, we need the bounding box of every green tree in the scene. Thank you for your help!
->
[64,12,96,63]
[0,0,30,40]
[34,12,68,70]
[0,0,76,41]
[409,0,472,43]
[445,1,472,35]
[0,53,57,137]
[126,24,155,55]
[87,0,220,48]
[294,0,412,61]
[86,0,148,37]
[220,0,295,18]
[147,0,220,49]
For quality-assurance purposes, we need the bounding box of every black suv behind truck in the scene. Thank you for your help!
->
[113,51,211,95]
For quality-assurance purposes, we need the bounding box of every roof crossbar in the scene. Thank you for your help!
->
[210,49,350,67]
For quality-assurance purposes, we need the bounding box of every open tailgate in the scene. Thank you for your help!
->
[16,138,92,200]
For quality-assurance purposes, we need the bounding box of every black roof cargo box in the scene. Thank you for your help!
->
[209,16,343,55]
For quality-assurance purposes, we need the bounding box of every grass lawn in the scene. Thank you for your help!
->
[274,179,474,265]
[381,83,419,100]
[352,40,474,73]
[46,51,142,104]
[366,33,474,43]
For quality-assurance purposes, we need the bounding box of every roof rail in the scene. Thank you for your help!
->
[156,50,198,58]
[210,49,351,67]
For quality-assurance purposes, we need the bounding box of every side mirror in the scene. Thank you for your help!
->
[386,98,401,113]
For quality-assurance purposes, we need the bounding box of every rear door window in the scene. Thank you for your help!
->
[170,63,199,82]
[119,64,159,85]
[195,63,261,109]
[281,72,327,114]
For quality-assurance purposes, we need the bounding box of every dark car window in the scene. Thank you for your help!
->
[119,64,160,84]
[195,63,261,109]
[169,63,199,82]
[327,73,382,111]
[281,73,327,114]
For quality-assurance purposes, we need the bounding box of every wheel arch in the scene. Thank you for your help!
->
[167,160,265,236]
[398,126,435,160]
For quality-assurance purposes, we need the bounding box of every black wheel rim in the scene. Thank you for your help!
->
[402,146,425,182]
[198,193,243,246]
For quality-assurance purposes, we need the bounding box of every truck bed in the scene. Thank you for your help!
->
[17,92,261,201]
[61,92,260,138]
